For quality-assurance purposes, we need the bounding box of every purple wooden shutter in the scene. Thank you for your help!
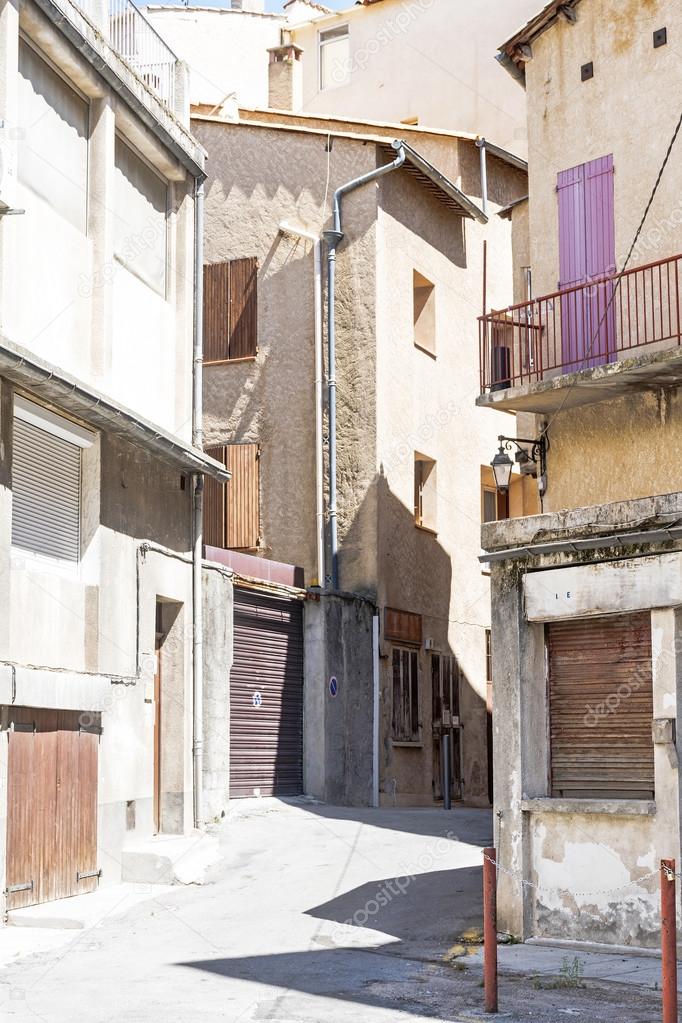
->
[557,155,615,368]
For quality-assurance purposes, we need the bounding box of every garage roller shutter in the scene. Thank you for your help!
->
[548,612,654,800]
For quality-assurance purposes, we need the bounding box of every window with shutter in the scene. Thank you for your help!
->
[11,397,94,563]
[202,443,260,551]
[203,257,258,363]
[392,647,420,742]
[548,612,654,800]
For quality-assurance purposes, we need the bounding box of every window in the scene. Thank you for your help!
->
[11,396,94,562]
[17,39,89,232]
[414,453,437,532]
[392,647,420,742]
[482,484,509,523]
[114,137,168,295]
[548,612,654,800]
[485,629,493,684]
[319,25,350,91]
[204,443,260,551]
[413,270,436,355]
[203,258,258,362]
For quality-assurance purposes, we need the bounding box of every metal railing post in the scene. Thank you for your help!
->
[661,858,678,1023]
[483,846,498,1014]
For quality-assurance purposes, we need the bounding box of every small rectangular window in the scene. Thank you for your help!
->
[319,25,350,91]
[18,39,89,232]
[413,270,436,355]
[11,397,94,563]
[482,485,509,523]
[414,453,437,533]
[114,137,168,296]
[203,258,258,362]
[203,443,260,551]
[392,646,420,741]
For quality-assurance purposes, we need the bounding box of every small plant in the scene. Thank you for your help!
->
[559,955,585,988]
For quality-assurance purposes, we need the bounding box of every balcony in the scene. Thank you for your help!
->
[477,254,682,414]
[75,0,179,111]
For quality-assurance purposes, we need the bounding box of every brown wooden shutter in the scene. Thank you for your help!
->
[229,257,258,359]
[226,443,259,550]
[548,612,654,800]
[203,446,227,548]
[203,264,230,362]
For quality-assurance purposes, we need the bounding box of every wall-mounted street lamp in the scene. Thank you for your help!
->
[491,435,547,496]
[0,199,24,217]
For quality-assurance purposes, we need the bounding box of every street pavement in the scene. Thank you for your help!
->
[0,799,670,1021]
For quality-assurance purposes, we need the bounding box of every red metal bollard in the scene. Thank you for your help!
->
[661,859,678,1023]
[483,846,498,1014]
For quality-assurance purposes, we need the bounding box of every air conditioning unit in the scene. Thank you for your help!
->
[424,637,435,651]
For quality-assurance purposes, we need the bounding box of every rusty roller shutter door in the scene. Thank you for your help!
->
[548,612,654,800]
[230,588,304,798]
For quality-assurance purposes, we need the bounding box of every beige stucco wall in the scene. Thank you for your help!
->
[196,115,526,806]
[374,145,523,805]
[291,0,540,155]
[518,0,682,512]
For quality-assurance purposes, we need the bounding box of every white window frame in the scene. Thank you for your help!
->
[113,133,169,298]
[319,23,350,92]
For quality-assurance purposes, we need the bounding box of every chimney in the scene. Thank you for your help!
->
[268,32,303,111]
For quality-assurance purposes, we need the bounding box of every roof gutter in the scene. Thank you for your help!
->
[399,140,489,223]
[480,525,682,564]
[0,336,230,481]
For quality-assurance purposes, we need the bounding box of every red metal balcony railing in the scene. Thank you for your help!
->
[479,254,682,394]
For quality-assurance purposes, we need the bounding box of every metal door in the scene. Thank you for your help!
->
[5,707,99,909]
[230,589,304,798]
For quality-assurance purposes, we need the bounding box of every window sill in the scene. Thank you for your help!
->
[521,797,656,818]
[414,523,438,537]
[392,740,424,749]
[414,342,437,360]
[204,355,258,366]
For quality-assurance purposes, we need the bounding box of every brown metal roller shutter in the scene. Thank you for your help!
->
[230,589,304,798]
[5,707,100,909]
[548,612,654,800]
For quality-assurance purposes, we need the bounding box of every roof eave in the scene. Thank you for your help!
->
[398,140,488,224]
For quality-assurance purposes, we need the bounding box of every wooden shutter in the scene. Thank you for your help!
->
[12,417,81,562]
[203,263,230,363]
[548,612,654,800]
[226,443,260,550]
[203,258,258,363]
[203,445,227,548]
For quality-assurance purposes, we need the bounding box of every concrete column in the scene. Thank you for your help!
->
[652,608,681,866]
[492,560,547,940]
[173,59,190,127]
[88,96,115,380]
[0,0,20,324]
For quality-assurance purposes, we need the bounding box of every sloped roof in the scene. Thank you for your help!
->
[498,0,581,83]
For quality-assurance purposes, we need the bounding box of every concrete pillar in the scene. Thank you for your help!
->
[173,59,190,127]
[267,43,303,112]
[88,96,115,380]
[0,0,20,322]
[652,609,681,866]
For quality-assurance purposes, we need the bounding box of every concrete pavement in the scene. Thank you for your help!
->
[0,798,671,1021]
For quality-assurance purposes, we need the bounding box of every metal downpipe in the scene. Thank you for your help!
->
[192,176,205,829]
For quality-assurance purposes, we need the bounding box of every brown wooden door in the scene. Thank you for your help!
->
[153,627,162,834]
[6,707,99,909]
[431,655,463,801]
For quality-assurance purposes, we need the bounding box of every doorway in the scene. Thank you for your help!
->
[431,653,463,802]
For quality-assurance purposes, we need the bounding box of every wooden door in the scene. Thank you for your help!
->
[6,707,99,909]
[431,655,463,801]
[154,624,162,834]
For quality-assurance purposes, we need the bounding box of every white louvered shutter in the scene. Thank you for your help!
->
[12,417,81,561]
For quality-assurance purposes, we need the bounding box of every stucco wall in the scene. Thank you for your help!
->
[374,147,521,805]
[519,0,682,512]
[196,119,379,587]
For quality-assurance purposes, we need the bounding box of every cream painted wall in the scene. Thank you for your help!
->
[144,5,283,110]
[291,0,540,154]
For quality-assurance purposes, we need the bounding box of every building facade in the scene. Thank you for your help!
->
[479,0,682,947]
[144,0,541,154]
[195,109,529,807]
[0,0,230,911]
